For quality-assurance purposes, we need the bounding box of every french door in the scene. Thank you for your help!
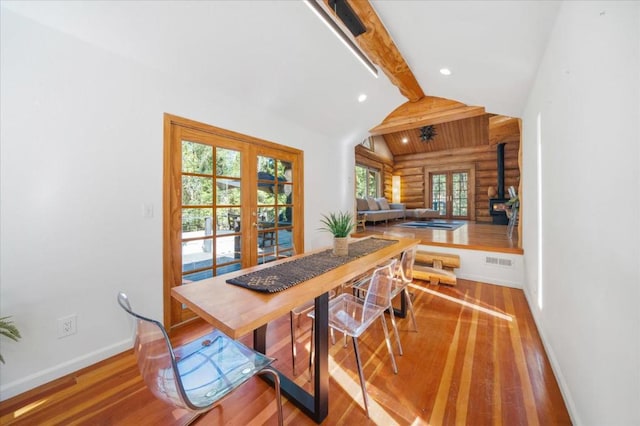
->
[164,115,303,326]
[426,165,475,220]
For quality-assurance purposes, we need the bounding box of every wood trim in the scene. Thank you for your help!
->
[517,118,523,248]
[163,116,180,327]
[354,143,393,167]
[164,114,301,154]
[355,146,392,199]
[163,114,304,329]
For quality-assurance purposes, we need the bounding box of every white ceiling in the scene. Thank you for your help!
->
[1,0,560,142]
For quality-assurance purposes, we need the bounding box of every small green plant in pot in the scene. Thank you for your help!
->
[319,211,354,256]
[0,316,21,364]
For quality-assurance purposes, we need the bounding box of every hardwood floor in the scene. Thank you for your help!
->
[356,220,523,254]
[0,279,570,425]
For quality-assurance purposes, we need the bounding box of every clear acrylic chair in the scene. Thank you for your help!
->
[290,293,336,376]
[392,245,419,333]
[386,231,419,355]
[307,260,398,418]
[117,292,283,425]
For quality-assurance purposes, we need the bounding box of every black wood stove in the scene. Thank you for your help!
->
[489,143,509,225]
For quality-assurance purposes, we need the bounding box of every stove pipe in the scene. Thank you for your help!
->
[497,143,505,199]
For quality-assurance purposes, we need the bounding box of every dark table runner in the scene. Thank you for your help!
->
[226,238,397,293]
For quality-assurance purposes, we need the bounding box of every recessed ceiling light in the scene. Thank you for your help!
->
[402,137,408,144]
[440,68,452,76]
[358,94,367,103]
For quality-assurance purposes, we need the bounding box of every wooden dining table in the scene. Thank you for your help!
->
[171,235,420,423]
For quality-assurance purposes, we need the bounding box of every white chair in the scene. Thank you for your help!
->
[307,260,398,418]
[117,292,283,425]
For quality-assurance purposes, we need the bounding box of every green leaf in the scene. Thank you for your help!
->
[318,211,354,238]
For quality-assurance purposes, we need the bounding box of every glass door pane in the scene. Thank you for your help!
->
[451,171,469,218]
[214,146,242,275]
[181,142,243,286]
[431,173,447,215]
[166,116,304,328]
[257,156,295,264]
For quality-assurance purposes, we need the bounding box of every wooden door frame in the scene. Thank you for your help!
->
[163,113,304,328]
[424,163,476,221]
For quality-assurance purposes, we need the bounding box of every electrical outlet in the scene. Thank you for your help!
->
[58,314,77,338]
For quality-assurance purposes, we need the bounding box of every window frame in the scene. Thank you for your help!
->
[355,163,381,198]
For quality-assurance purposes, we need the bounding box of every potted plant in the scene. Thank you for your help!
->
[319,211,354,256]
[0,316,21,364]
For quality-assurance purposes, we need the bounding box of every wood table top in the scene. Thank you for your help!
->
[171,235,419,339]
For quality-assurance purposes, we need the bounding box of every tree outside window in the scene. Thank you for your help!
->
[355,165,380,198]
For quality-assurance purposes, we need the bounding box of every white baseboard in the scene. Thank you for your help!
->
[456,271,522,288]
[522,287,580,426]
[0,339,132,401]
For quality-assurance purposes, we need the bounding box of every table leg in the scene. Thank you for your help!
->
[313,291,329,420]
[394,290,408,318]
[253,292,329,423]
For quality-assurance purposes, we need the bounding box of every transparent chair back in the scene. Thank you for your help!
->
[329,260,395,336]
[383,231,416,283]
[117,292,275,413]
[361,262,395,316]
[398,245,417,283]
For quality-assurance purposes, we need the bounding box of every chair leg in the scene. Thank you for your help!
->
[387,305,403,356]
[404,288,418,331]
[308,318,314,382]
[379,315,398,374]
[352,337,370,418]
[290,311,298,376]
[257,367,283,426]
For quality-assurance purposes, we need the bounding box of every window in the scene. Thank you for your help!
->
[355,164,380,198]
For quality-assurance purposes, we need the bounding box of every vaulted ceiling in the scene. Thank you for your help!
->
[1,1,560,152]
[323,0,548,155]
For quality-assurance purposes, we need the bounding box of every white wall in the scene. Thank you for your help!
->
[0,10,354,399]
[521,2,640,425]
[418,244,524,288]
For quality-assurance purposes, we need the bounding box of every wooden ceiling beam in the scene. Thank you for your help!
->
[488,115,521,145]
[325,0,425,102]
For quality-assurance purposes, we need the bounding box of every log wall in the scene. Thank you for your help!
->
[393,141,520,222]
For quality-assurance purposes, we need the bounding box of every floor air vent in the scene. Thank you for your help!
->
[485,256,513,268]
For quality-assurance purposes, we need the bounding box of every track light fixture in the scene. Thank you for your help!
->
[304,0,378,78]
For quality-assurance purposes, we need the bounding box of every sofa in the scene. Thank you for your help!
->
[356,197,405,224]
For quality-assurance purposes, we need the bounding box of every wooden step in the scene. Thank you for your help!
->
[413,265,457,286]
[415,250,460,269]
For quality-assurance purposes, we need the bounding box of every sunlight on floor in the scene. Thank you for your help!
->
[328,356,401,425]
[410,284,513,322]
[14,399,48,418]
